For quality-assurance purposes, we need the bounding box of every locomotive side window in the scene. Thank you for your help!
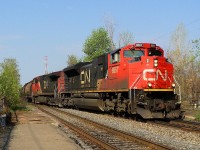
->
[111,51,120,64]
[148,49,162,56]
[44,80,48,89]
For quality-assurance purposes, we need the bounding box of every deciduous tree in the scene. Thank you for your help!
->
[118,31,134,47]
[0,58,20,110]
[167,23,189,101]
[104,16,116,50]
[167,23,200,103]
[67,54,80,66]
[83,27,112,62]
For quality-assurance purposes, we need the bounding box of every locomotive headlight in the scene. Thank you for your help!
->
[154,59,158,67]
[151,44,156,48]
[135,43,143,47]
[148,82,152,87]
[172,83,175,88]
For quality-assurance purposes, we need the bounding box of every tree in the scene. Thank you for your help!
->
[67,54,80,66]
[167,23,190,101]
[190,39,200,101]
[0,58,21,110]
[104,16,116,50]
[167,23,200,102]
[83,27,112,62]
[118,31,134,47]
[192,38,200,60]
[104,16,134,49]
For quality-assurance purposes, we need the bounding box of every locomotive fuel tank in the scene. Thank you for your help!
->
[72,93,104,111]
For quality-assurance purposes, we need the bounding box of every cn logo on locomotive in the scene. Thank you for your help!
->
[143,69,167,81]
[81,69,90,84]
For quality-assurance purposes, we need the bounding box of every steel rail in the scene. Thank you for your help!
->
[37,105,118,150]
[47,106,172,150]
[149,120,200,134]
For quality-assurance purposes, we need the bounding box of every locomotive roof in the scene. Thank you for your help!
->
[63,62,90,76]
[110,48,121,55]
[47,71,61,78]
[63,62,90,72]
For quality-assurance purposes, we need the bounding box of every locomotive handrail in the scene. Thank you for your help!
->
[133,74,142,103]
[173,76,181,103]
[129,73,142,113]
[57,85,64,98]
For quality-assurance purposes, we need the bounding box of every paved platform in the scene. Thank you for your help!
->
[7,106,81,150]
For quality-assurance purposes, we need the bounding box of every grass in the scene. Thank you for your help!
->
[195,111,200,121]
[11,99,32,112]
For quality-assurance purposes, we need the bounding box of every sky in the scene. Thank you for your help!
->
[0,0,200,85]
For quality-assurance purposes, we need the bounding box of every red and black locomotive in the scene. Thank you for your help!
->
[23,43,182,119]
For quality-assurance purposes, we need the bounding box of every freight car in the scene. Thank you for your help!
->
[23,43,182,119]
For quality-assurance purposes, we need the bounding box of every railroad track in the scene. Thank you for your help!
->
[36,105,172,150]
[170,120,200,133]
[149,119,200,134]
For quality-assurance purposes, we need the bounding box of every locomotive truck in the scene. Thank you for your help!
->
[23,43,182,119]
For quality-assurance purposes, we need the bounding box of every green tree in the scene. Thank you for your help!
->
[0,58,21,110]
[67,54,80,66]
[83,27,112,62]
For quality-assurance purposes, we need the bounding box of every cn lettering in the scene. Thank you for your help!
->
[143,69,167,81]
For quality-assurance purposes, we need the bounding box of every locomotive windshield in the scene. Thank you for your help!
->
[124,50,144,58]
[148,49,162,56]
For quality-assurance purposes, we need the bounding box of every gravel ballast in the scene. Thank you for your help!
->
[60,108,200,150]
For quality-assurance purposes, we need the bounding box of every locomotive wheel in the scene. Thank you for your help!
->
[133,114,145,122]
[120,112,126,118]
[58,100,63,108]
[34,98,36,104]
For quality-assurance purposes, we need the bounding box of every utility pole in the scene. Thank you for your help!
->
[44,56,48,74]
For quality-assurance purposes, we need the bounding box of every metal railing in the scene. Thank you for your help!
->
[129,73,142,113]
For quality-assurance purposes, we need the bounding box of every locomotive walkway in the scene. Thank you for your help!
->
[6,105,81,150]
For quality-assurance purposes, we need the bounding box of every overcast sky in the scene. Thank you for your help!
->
[0,0,200,85]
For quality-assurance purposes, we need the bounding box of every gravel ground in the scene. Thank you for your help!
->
[5,107,83,150]
[59,108,200,150]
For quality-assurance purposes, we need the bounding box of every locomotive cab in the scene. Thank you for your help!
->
[105,43,181,119]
